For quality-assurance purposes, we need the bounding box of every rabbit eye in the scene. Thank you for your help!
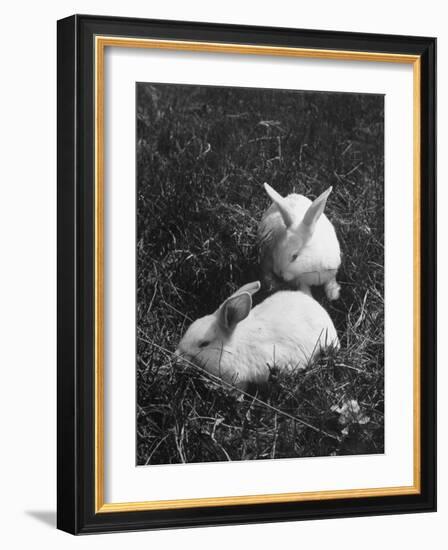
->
[290,253,299,262]
[198,340,210,348]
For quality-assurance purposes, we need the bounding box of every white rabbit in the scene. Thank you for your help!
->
[258,183,341,300]
[175,281,339,389]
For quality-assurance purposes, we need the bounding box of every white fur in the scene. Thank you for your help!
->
[176,282,339,389]
[258,184,341,300]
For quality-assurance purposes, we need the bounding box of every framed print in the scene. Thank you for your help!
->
[57,14,436,534]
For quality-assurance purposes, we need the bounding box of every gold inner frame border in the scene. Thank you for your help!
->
[94,35,421,513]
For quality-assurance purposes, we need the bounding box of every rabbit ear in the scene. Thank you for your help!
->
[218,292,252,332]
[229,281,261,299]
[263,182,294,228]
[302,187,333,228]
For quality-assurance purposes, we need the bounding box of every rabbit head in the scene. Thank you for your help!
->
[175,282,261,384]
[263,182,333,282]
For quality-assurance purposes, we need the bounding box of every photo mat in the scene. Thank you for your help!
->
[136,82,384,466]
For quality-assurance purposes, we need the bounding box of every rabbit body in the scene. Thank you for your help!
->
[176,282,339,389]
[259,184,341,300]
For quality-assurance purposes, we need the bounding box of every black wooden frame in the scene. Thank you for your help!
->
[57,14,436,534]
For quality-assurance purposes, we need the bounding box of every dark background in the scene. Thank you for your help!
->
[136,83,384,466]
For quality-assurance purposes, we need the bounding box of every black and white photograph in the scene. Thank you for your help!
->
[136,83,385,466]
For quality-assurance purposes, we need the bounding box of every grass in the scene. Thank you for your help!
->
[136,83,384,465]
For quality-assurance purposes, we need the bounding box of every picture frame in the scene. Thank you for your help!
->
[57,14,436,534]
